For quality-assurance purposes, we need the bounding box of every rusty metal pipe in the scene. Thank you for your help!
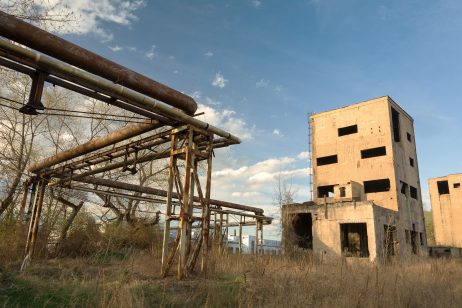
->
[28,122,161,173]
[76,176,264,214]
[0,11,197,115]
[0,38,241,144]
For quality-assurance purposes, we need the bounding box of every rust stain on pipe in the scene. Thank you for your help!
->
[28,122,160,173]
[0,11,197,115]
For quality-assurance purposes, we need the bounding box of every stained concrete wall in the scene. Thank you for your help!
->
[283,202,402,261]
[429,174,462,248]
[310,96,427,255]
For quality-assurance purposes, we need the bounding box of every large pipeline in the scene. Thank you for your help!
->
[29,122,160,173]
[0,11,197,115]
[0,38,241,144]
[76,176,264,214]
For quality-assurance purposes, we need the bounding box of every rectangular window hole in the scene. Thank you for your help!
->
[391,107,401,142]
[407,132,412,142]
[400,181,408,196]
[409,157,414,167]
[364,179,390,193]
[340,223,369,258]
[361,146,386,159]
[437,180,450,195]
[338,125,358,136]
[318,185,335,198]
[454,183,460,189]
[410,186,418,199]
[316,155,338,166]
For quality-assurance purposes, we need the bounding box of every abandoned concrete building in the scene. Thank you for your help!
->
[428,174,462,250]
[283,96,427,261]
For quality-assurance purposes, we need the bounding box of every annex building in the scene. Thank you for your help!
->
[283,96,427,261]
[428,174,462,250]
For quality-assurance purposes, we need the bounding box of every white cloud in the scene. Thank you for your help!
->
[2,0,146,42]
[191,91,201,100]
[196,103,254,140]
[256,78,269,88]
[212,73,228,88]
[274,85,283,92]
[252,0,262,8]
[145,45,156,60]
[209,151,313,239]
[109,45,123,52]
[204,51,214,57]
[297,151,310,160]
[272,129,282,136]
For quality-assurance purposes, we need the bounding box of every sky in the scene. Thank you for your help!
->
[7,0,462,239]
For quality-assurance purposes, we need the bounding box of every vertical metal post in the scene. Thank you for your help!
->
[22,178,46,271]
[225,213,229,245]
[255,219,259,256]
[24,181,37,224]
[219,212,223,246]
[178,128,193,279]
[239,217,242,254]
[201,134,213,274]
[161,133,177,276]
[260,220,264,256]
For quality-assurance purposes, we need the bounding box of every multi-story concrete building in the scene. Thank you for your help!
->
[283,96,427,261]
[428,174,462,248]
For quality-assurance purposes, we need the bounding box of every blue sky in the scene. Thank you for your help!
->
[32,0,462,238]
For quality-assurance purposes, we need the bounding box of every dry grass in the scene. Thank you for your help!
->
[1,248,462,307]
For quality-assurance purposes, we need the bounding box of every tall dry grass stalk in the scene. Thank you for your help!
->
[1,245,462,307]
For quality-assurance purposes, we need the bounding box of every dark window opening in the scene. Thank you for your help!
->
[411,230,418,254]
[292,213,313,249]
[339,187,346,197]
[454,183,460,189]
[437,180,450,195]
[410,186,418,199]
[383,225,397,257]
[364,179,390,193]
[340,223,369,258]
[338,124,358,136]
[361,146,386,159]
[407,132,412,142]
[316,155,338,166]
[391,107,401,142]
[318,185,335,198]
[409,157,414,167]
[400,181,409,196]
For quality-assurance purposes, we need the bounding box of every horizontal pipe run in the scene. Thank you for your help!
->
[74,176,264,214]
[0,11,197,115]
[64,185,270,221]
[29,122,160,173]
[0,38,241,144]
[42,135,233,178]
[0,56,173,124]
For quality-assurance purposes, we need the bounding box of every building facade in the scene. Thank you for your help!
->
[428,173,462,248]
[283,96,427,261]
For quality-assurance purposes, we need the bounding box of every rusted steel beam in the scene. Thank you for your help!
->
[0,11,197,115]
[29,122,161,173]
[75,176,264,214]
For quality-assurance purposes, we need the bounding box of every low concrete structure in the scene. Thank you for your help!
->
[283,96,427,261]
[428,173,462,248]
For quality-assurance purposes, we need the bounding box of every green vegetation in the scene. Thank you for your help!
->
[425,211,435,246]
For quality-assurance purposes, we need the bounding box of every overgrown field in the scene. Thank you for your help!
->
[1,249,462,307]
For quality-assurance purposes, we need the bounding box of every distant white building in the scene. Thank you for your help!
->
[226,234,281,255]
